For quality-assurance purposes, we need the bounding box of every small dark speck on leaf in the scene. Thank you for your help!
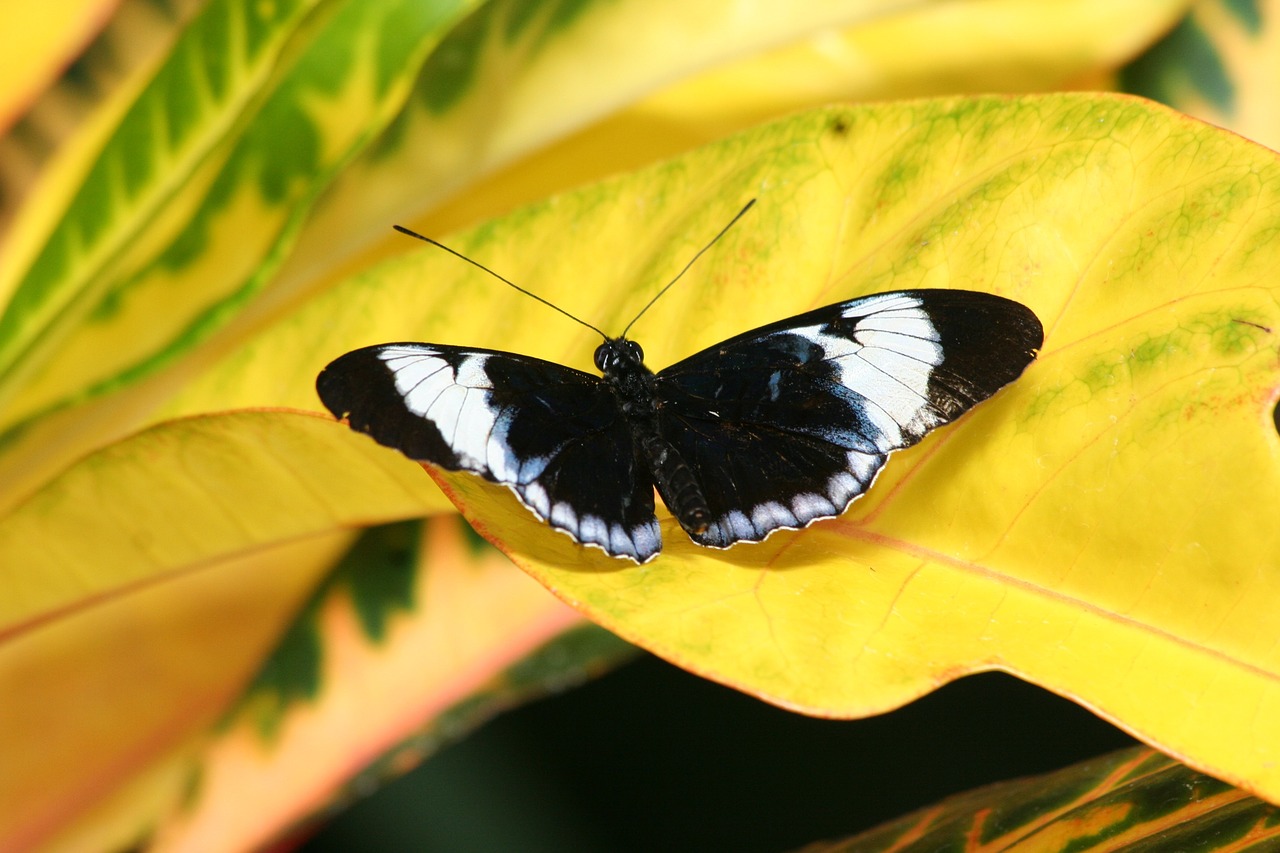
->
[1233,318,1273,334]
[829,116,850,136]
[1273,398,1279,437]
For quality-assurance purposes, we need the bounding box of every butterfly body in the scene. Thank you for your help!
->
[595,337,713,540]
[317,289,1044,563]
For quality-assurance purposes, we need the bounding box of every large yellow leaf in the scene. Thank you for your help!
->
[0,1,1184,523]
[171,94,1280,802]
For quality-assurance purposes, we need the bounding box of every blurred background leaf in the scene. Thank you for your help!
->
[801,746,1280,853]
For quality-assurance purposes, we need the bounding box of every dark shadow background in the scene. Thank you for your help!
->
[301,652,1135,852]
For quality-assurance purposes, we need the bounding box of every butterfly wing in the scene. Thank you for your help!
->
[317,343,662,562]
[653,289,1044,548]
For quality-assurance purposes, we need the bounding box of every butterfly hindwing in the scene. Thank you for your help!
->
[653,290,1044,548]
[316,344,662,561]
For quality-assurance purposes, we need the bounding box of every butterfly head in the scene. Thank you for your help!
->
[594,337,645,376]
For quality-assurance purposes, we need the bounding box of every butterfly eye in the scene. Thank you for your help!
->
[593,342,611,372]
[628,341,644,362]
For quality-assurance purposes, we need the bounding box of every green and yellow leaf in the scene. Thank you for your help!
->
[0,0,208,231]
[0,0,328,405]
[0,0,480,510]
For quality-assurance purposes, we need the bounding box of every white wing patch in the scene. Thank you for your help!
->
[380,345,553,484]
[775,296,945,449]
[379,346,505,475]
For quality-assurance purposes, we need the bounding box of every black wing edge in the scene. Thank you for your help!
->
[316,344,467,467]
[914,289,1044,418]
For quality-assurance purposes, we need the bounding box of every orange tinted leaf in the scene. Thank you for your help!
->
[148,517,604,852]
[0,530,350,852]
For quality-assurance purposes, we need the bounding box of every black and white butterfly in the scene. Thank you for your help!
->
[317,205,1043,563]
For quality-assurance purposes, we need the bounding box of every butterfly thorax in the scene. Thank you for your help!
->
[595,337,712,537]
[594,337,657,418]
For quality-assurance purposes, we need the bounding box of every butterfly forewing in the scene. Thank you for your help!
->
[652,290,1043,548]
[316,344,662,561]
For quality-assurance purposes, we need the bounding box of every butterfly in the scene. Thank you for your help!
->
[317,203,1044,563]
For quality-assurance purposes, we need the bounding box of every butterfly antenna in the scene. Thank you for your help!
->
[392,225,609,340]
[620,198,756,339]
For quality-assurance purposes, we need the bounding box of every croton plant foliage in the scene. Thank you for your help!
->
[2,1,1279,851]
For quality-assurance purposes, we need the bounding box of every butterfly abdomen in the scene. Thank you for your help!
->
[640,433,711,536]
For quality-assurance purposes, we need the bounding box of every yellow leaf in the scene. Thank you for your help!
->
[0,410,440,630]
[201,94,1280,802]
[0,0,1183,515]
